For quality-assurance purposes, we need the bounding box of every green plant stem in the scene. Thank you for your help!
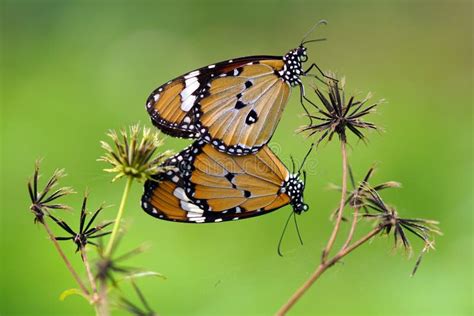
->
[104,176,133,257]
[322,140,348,262]
[276,226,382,315]
[42,220,90,296]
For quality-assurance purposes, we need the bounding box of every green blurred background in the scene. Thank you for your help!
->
[1,0,472,315]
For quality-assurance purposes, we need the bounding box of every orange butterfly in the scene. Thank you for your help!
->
[146,23,328,155]
[141,140,308,223]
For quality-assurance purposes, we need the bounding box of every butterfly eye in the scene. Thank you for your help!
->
[300,54,308,62]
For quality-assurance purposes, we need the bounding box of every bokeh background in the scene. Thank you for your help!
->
[1,0,472,315]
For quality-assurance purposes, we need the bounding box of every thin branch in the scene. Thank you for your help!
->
[80,248,103,316]
[341,206,360,250]
[96,280,109,316]
[80,248,98,297]
[322,140,348,262]
[276,226,382,315]
[42,220,90,297]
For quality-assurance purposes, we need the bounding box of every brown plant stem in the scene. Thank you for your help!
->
[96,280,109,316]
[80,249,101,316]
[322,140,348,262]
[80,248,98,296]
[276,226,382,315]
[341,206,360,250]
[42,220,90,296]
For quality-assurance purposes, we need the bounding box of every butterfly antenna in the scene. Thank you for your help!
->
[298,141,316,174]
[302,38,327,46]
[277,211,294,257]
[293,212,304,246]
[300,19,328,46]
[290,155,296,175]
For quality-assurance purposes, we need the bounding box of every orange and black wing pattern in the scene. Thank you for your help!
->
[145,47,308,155]
[141,140,308,223]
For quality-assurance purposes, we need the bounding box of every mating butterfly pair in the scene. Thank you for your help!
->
[141,36,324,223]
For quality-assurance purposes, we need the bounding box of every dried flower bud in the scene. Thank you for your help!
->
[300,75,382,145]
[28,160,75,223]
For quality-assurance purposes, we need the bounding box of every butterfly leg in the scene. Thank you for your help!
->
[299,84,321,115]
[304,63,338,83]
[297,84,315,125]
[298,84,311,113]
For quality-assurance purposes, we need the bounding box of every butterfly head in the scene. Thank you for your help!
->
[297,45,309,62]
[283,174,309,215]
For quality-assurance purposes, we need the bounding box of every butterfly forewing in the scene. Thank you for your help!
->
[146,56,294,155]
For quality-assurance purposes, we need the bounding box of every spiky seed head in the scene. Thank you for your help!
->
[98,124,174,182]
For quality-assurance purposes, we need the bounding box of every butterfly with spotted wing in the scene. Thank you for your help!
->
[145,21,329,156]
[141,140,308,223]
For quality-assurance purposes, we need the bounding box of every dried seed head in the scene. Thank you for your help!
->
[52,193,112,253]
[300,74,382,145]
[27,160,75,223]
[98,124,174,182]
[329,166,401,221]
[362,187,441,272]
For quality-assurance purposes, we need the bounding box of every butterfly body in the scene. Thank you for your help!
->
[146,46,308,155]
[141,140,308,223]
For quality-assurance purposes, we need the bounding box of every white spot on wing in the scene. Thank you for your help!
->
[184,76,198,86]
[189,216,206,223]
[184,70,200,79]
[173,187,190,202]
[182,202,204,214]
[181,95,197,111]
[181,77,199,99]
